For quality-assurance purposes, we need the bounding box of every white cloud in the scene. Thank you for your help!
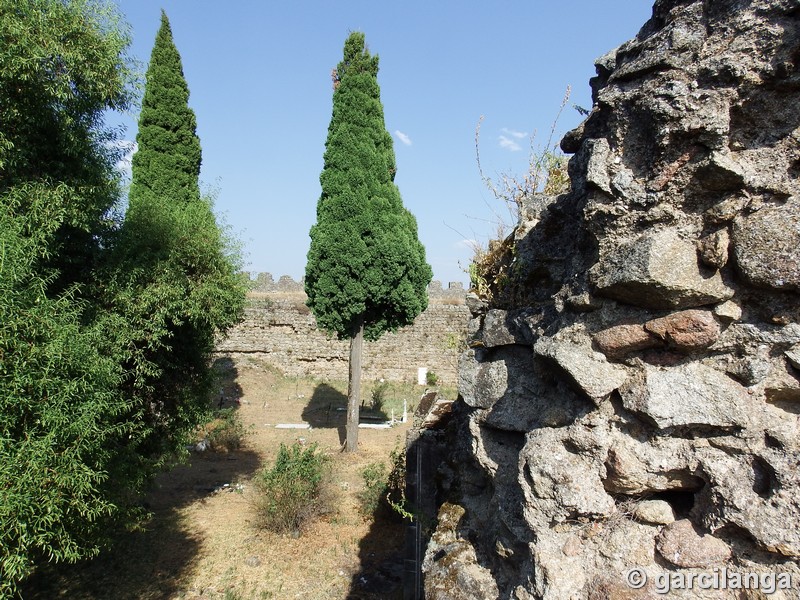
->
[108,140,137,178]
[455,238,480,251]
[498,135,522,152]
[394,130,412,146]
[501,127,527,139]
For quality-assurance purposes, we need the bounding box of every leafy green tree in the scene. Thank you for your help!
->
[0,0,138,594]
[305,32,432,452]
[102,9,245,466]
[0,0,134,292]
[0,4,244,595]
[129,9,201,208]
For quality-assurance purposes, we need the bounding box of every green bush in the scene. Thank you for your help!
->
[207,408,248,452]
[426,371,439,386]
[369,381,390,412]
[254,443,331,534]
[357,442,411,522]
[357,462,388,518]
[385,443,413,521]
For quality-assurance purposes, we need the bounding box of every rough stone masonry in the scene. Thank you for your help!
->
[419,1,800,598]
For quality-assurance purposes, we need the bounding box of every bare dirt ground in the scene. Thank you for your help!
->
[25,355,419,600]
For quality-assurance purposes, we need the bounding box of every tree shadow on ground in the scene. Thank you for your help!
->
[213,354,245,409]
[302,382,349,446]
[347,391,455,599]
[347,512,407,599]
[22,356,261,600]
[302,383,392,448]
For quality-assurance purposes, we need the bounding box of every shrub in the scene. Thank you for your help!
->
[357,462,388,518]
[357,442,412,522]
[254,443,331,534]
[369,381,390,412]
[386,443,413,521]
[426,371,439,386]
[206,408,248,452]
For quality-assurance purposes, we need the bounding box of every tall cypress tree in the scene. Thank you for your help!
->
[129,10,201,208]
[305,32,432,452]
[107,10,245,463]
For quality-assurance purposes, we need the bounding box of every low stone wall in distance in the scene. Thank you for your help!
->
[216,274,469,385]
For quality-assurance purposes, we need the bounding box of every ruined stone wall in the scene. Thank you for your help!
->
[420,1,800,598]
[216,276,469,385]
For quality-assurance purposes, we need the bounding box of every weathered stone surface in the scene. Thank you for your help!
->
[620,363,749,429]
[521,428,616,523]
[633,500,676,525]
[697,228,730,269]
[593,324,660,358]
[655,519,731,568]
[695,151,745,192]
[534,337,629,399]
[483,357,593,432]
[481,309,532,348]
[764,361,800,403]
[216,289,469,384]
[714,299,742,322]
[567,291,603,312]
[420,1,800,597]
[458,347,513,409]
[603,437,704,495]
[585,138,613,194]
[733,199,800,292]
[586,579,653,600]
[421,503,500,600]
[644,309,720,351]
[465,292,487,316]
[786,344,800,370]
[695,449,800,557]
[591,229,734,310]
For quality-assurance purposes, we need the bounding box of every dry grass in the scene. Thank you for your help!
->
[23,356,414,599]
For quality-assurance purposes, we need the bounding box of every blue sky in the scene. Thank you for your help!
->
[110,1,654,286]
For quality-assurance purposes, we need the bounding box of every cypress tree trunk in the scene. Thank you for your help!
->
[345,317,364,452]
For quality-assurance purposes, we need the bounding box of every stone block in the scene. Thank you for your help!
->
[591,228,734,310]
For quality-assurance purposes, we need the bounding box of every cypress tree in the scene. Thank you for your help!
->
[106,10,245,466]
[129,10,201,208]
[305,32,432,452]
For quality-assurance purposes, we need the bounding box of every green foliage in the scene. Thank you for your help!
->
[426,371,439,386]
[129,10,201,207]
[0,2,140,594]
[254,443,331,534]
[369,380,390,412]
[206,408,249,452]
[0,197,142,596]
[305,32,432,343]
[0,0,136,292]
[357,462,388,517]
[357,442,411,521]
[97,8,246,473]
[0,4,245,595]
[471,88,571,304]
[385,442,413,521]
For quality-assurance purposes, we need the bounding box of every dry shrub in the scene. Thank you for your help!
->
[202,407,249,452]
[253,442,333,534]
[470,87,572,304]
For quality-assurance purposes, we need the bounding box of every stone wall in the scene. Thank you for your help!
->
[419,1,800,598]
[216,277,469,385]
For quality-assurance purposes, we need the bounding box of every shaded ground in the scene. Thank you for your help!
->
[24,355,417,599]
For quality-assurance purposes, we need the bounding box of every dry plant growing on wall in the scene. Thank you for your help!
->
[469,87,573,301]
